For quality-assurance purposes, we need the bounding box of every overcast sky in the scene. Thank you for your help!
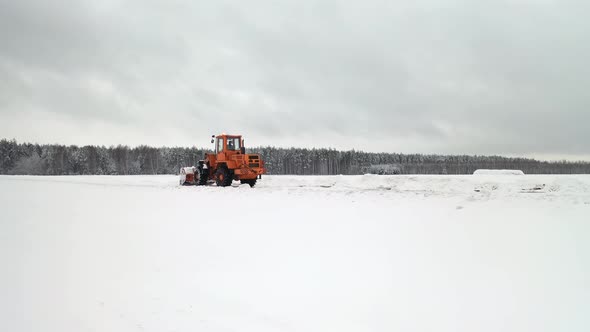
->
[0,0,589,160]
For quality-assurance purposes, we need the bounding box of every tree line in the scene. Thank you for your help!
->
[1,139,589,175]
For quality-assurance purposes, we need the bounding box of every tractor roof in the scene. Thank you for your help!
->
[217,133,242,138]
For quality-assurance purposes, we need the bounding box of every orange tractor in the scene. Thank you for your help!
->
[180,134,266,187]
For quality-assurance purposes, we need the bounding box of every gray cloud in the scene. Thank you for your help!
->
[1,0,589,159]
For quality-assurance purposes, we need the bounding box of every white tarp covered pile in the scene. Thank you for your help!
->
[473,169,525,175]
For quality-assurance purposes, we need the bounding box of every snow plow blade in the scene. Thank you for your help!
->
[179,167,198,185]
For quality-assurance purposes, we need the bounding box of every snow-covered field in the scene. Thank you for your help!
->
[1,174,590,332]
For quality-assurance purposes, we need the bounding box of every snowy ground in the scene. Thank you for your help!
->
[1,174,590,332]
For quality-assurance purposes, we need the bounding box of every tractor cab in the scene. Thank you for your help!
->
[214,134,245,155]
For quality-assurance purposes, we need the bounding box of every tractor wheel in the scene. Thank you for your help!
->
[215,167,233,187]
[240,179,257,188]
[197,168,208,186]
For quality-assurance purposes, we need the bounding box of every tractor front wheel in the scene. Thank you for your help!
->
[197,167,208,185]
[215,167,233,187]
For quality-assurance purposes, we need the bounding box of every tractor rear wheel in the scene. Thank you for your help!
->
[215,166,233,187]
[240,179,257,187]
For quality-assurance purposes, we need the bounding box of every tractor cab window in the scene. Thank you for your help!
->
[227,138,241,151]
[216,138,224,153]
